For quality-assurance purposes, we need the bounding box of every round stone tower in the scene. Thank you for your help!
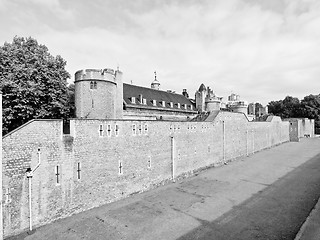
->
[206,99,221,112]
[229,101,248,115]
[74,68,123,119]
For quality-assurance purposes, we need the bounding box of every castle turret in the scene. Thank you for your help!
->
[151,71,160,90]
[195,83,206,112]
[74,68,123,119]
[227,93,248,115]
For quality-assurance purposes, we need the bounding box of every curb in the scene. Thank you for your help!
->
[294,197,320,240]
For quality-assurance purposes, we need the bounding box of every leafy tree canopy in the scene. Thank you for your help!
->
[268,94,320,131]
[0,36,71,134]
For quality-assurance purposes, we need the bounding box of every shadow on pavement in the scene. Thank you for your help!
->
[177,153,320,240]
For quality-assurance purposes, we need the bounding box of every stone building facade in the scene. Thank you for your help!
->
[74,68,198,121]
[195,84,223,112]
[0,67,316,238]
[75,68,123,119]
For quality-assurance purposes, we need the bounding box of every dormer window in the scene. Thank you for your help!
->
[190,105,193,110]
[177,103,180,108]
[162,101,165,107]
[152,100,157,106]
[90,81,97,89]
[143,98,147,105]
[131,97,136,104]
[184,104,187,109]
[170,102,173,108]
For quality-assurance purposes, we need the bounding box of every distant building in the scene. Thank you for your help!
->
[226,93,248,115]
[248,102,269,120]
[195,83,223,112]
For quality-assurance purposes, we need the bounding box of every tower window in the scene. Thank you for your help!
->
[90,81,97,89]
[138,124,142,135]
[107,124,112,137]
[144,124,148,133]
[115,124,119,136]
[55,165,60,185]
[99,124,103,137]
[119,161,123,175]
[77,162,81,180]
[148,156,151,169]
[132,124,136,135]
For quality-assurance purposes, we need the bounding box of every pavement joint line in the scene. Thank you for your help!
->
[240,178,271,187]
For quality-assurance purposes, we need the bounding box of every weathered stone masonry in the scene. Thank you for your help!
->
[1,111,313,238]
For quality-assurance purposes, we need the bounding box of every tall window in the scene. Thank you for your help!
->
[119,161,123,175]
[77,162,81,180]
[90,81,97,89]
[132,124,136,135]
[115,124,119,136]
[99,124,103,137]
[144,124,148,134]
[148,156,151,169]
[55,166,60,184]
[107,124,112,137]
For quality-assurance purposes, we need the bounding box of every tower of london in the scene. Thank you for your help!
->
[0,67,315,238]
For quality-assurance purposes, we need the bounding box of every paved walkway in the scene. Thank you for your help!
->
[8,138,320,240]
[295,195,320,240]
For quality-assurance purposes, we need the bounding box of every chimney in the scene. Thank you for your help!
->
[182,89,189,98]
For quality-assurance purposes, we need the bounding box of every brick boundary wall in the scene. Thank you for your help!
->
[1,112,314,238]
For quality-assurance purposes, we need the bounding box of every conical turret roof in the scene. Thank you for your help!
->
[198,83,206,92]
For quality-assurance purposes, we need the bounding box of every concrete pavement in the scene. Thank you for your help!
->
[7,138,320,240]
[295,195,320,240]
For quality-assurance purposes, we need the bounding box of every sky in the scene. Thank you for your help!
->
[0,0,320,105]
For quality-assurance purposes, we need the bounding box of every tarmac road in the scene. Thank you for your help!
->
[8,138,320,240]
[178,143,320,240]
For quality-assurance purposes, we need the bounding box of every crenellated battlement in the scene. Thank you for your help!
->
[75,68,117,82]
[74,67,123,119]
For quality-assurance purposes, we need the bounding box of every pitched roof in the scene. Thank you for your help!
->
[123,83,196,111]
[198,83,206,92]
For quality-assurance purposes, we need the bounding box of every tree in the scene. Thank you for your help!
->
[300,94,320,131]
[268,100,285,118]
[268,94,320,133]
[0,36,71,134]
[268,96,301,119]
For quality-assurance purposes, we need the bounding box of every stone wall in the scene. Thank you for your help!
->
[2,120,64,237]
[1,112,312,238]
[285,118,315,141]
